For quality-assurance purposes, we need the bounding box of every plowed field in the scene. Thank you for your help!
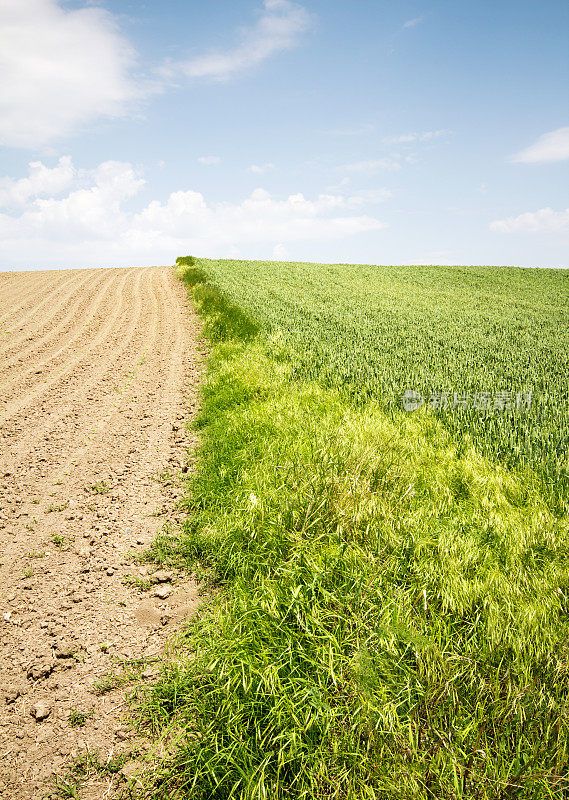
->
[0,266,203,798]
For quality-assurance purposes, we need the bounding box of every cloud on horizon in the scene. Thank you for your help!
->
[0,158,385,268]
[0,156,75,206]
[490,207,569,233]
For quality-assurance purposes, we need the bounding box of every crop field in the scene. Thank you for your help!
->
[141,257,569,800]
[193,258,569,510]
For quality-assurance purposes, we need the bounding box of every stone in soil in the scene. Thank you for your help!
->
[151,570,173,583]
[4,688,20,704]
[31,700,52,721]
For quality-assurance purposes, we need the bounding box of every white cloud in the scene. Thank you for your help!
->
[134,188,384,246]
[490,207,569,233]
[403,17,424,28]
[0,158,385,268]
[248,163,276,174]
[0,156,75,207]
[0,0,144,149]
[339,159,401,174]
[0,161,145,242]
[0,1,312,149]
[510,126,569,164]
[162,0,312,82]
[383,130,452,144]
[334,132,451,178]
[197,156,221,166]
[272,243,289,259]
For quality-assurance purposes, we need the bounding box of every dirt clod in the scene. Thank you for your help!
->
[151,569,173,583]
[31,700,52,721]
[27,662,53,680]
[4,688,20,704]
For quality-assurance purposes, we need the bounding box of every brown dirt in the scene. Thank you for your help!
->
[0,266,204,799]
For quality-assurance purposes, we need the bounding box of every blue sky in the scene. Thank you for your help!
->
[0,0,567,269]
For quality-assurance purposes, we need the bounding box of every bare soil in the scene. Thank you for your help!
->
[0,266,203,798]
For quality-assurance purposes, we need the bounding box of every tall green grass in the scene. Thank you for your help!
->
[137,259,569,799]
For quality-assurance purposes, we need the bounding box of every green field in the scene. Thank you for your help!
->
[140,258,569,800]
[194,258,569,510]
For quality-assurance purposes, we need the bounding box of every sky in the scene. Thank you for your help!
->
[0,0,568,270]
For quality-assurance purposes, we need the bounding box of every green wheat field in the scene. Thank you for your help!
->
[139,257,569,800]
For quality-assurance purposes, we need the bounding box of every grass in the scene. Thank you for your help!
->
[86,480,110,494]
[68,709,93,727]
[92,668,136,696]
[136,258,569,800]
[46,502,68,513]
[123,574,152,592]
[189,257,568,512]
[94,657,160,695]
[51,749,132,799]
[71,749,130,776]
[51,775,80,799]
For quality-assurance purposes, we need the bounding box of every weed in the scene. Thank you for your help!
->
[122,574,151,591]
[51,749,131,797]
[86,481,109,495]
[71,749,129,777]
[157,469,175,483]
[51,534,68,549]
[49,774,79,798]
[92,671,126,695]
[46,503,68,513]
[92,660,145,695]
[68,709,92,727]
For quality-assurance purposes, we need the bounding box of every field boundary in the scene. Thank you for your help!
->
[135,257,569,800]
